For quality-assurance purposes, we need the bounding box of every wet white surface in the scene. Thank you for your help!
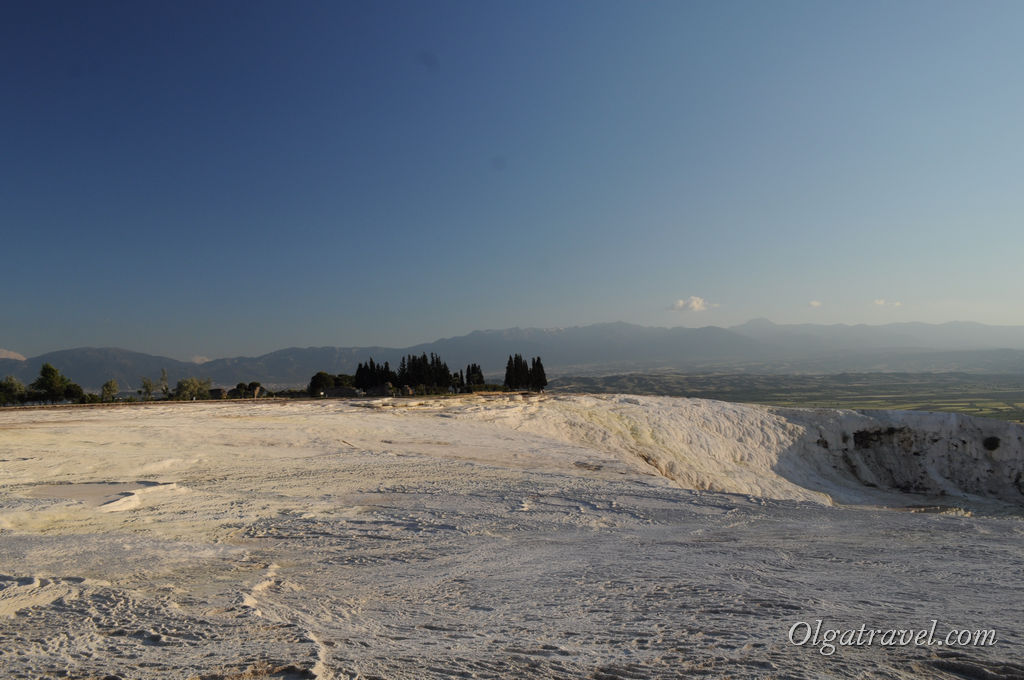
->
[1,395,1021,679]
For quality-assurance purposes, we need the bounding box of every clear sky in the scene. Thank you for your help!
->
[3,0,1023,360]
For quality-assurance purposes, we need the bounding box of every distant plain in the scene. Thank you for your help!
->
[552,372,1024,424]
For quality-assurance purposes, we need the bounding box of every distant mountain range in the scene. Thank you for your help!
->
[3,319,1024,391]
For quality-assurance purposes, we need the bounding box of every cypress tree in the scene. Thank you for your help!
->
[530,357,548,391]
[465,363,484,387]
[516,353,530,390]
[504,355,515,389]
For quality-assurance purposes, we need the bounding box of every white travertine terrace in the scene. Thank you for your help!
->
[1,395,1021,679]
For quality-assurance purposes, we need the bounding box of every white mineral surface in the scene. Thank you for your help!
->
[1,394,1022,679]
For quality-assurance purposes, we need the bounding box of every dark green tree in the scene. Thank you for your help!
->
[159,368,170,399]
[174,377,212,400]
[502,355,546,391]
[31,363,72,403]
[101,379,119,403]
[516,354,529,389]
[140,377,155,400]
[465,363,485,388]
[0,376,27,405]
[504,355,515,390]
[530,357,548,391]
[355,357,398,390]
[393,353,452,393]
[308,371,335,397]
[504,354,531,390]
[65,383,85,403]
[65,382,85,402]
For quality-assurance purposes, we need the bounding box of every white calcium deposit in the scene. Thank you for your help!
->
[0,395,1021,679]
[488,395,1024,507]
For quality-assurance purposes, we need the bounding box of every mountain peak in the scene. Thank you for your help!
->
[733,318,777,329]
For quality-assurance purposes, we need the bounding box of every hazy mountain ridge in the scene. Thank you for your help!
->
[732,318,1024,351]
[3,320,1024,391]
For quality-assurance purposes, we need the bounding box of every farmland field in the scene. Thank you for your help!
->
[550,372,1024,423]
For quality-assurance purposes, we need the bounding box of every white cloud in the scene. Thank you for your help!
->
[873,299,903,308]
[671,296,716,312]
[191,355,212,364]
[808,300,822,308]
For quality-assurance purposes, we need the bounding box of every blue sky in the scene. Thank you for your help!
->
[3,0,1023,360]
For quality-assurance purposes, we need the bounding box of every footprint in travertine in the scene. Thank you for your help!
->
[252,563,281,596]
[23,481,185,512]
[241,563,302,618]
[0,574,87,619]
[99,482,186,512]
[241,564,277,616]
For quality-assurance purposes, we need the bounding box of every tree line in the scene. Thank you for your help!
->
[503,354,547,391]
[308,353,545,397]
[1,363,84,405]
[353,353,462,394]
[0,363,108,405]
[1,352,550,406]
[0,364,242,405]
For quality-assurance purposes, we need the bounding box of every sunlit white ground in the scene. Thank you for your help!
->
[1,395,1022,679]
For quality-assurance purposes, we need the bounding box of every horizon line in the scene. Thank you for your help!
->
[3,317,1023,364]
